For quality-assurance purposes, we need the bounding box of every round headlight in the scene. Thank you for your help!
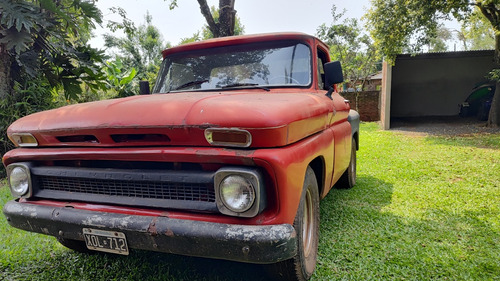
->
[9,166,30,197]
[219,175,256,213]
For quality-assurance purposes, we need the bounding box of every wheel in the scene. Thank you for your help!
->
[57,237,92,253]
[336,137,357,189]
[269,166,320,281]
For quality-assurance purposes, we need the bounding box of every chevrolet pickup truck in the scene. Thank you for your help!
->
[3,33,359,281]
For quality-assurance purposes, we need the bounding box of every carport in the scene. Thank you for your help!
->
[380,50,496,129]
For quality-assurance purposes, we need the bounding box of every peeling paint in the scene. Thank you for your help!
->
[117,216,133,228]
[82,215,106,228]
[225,225,291,242]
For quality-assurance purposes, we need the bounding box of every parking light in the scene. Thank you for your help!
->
[9,133,38,147]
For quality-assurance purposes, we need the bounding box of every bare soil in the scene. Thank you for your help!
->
[389,116,500,136]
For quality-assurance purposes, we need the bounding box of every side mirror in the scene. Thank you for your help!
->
[324,61,343,99]
[324,61,344,86]
[139,80,151,95]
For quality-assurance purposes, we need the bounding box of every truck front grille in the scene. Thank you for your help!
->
[31,166,217,212]
[39,176,215,202]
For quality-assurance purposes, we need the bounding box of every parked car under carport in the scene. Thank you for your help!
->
[459,82,495,121]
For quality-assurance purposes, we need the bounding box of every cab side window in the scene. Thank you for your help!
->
[317,49,329,90]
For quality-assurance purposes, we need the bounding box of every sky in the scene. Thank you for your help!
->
[89,0,373,49]
[89,0,462,52]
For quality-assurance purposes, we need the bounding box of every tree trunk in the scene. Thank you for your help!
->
[197,0,236,38]
[197,0,219,37]
[479,3,500,127]
[218,0,236,37]
[486,33,500,127]
[487,82,500,127]
[0,46,12,100]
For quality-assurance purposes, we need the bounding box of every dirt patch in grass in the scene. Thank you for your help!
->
[390,116,500,136]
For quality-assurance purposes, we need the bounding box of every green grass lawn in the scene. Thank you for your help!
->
[1,122,499,280]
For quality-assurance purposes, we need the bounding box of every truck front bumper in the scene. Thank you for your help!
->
[3,200,297,264]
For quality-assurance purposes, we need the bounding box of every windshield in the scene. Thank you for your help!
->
[153,41,312,93]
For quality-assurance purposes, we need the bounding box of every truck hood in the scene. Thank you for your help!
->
[8,91,333,148]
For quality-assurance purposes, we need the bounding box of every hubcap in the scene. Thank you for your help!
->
[302,188,314,257]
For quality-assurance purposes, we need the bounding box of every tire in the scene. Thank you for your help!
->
[477,100,489,121]
[336,137,357,189]
[56,237,92,253]
[269,166,320,281]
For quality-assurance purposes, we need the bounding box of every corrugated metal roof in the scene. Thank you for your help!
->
[397,49,494,60]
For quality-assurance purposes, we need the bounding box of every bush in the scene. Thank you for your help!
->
[0,79,58,177]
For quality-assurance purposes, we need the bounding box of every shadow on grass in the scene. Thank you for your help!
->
[315,175,500,280]
[424,133,500,150]
[1,242,271,281]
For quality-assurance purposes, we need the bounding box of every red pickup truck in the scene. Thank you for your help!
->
[3,33,359,281]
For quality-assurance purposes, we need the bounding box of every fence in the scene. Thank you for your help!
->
[340,91,380,121]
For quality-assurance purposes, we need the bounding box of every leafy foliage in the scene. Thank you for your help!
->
[366,0,500,63]
[200,5,245,40]
[0,80,60,177]
[460,7,496,50]
[366,0,473,63]
[104,11,169,89]
[0,0,107,100]
[0,0,107,174]
[317,5,380,91]
[426,25,452,52]
[366,0,500,126]
[104,59,138,98]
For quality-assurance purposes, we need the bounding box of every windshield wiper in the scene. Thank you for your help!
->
[169,79,209,92]
[221,83,270,91]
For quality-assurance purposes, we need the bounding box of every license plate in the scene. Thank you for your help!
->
[83,228,129,255]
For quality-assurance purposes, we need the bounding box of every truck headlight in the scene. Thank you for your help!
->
[7,163,32,198]
[219,175,256,212]
[214,167,265,217]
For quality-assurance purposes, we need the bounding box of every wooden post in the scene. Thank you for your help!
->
[380,61,392,130]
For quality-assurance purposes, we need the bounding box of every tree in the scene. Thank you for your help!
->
[104,10,170,90]
[200,5,244,40]
[168,0,238,38]
[366,0,500,127]
[179,4,245,44]
[0,0,106,100]
[461,7,496,50]
[0,0,105,177]
[427,25,452,52]
[317,5,380,92]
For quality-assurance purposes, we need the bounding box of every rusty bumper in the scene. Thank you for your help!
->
[3,200,297,264]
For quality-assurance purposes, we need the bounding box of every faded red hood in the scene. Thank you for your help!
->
[8,91,333,148]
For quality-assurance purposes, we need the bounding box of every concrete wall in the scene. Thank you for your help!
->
[391,50,495,117]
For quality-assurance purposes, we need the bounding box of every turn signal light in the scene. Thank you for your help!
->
[205,128,252,147]
[9,133,38,147]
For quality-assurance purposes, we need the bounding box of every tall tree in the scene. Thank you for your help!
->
[317,5,379,92]
[168,0,238,38]
[366,0,500,127]
[427,25,453,52]
[104,10,170,87]
[461,7,496,50]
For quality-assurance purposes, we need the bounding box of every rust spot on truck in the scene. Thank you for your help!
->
[165,229,174,237]
[148,217,158,236]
